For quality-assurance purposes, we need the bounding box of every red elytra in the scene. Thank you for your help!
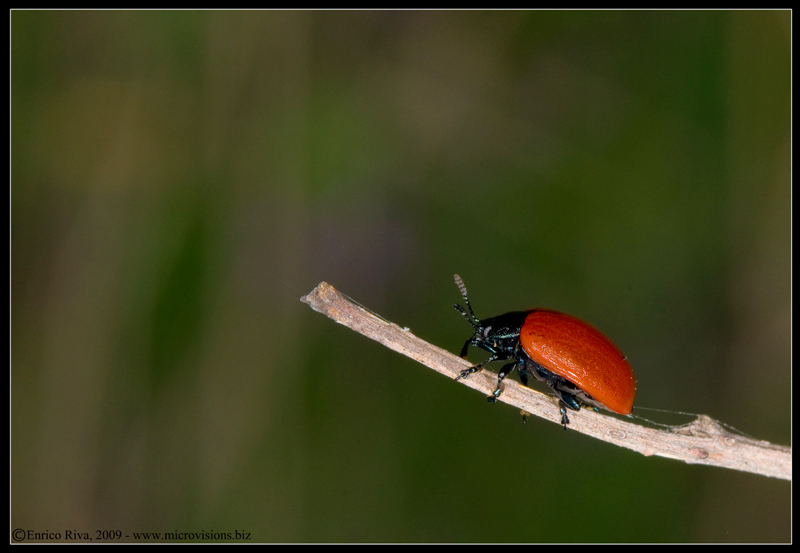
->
[519,309,636,415]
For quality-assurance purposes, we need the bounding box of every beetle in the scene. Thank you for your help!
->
[452,274,636,428]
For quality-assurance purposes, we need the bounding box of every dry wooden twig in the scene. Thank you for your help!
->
[301,281,791,481]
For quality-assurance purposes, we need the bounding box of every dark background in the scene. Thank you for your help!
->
[12,10,790,543]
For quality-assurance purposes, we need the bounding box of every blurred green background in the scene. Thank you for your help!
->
[12,10,789,543]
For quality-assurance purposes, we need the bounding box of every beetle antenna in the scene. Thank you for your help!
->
[453,304,477,327]
[453,274,480,326]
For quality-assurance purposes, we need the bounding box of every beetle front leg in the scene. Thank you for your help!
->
[455,353,498,382]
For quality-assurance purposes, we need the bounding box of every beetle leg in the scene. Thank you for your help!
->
[455,353,498,382]
[459,339,471,359]
[487,361,518,402]
[559,401,570,429]
[516,366,532,422]
[548,383,582,429]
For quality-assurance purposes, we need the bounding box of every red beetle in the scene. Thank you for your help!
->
[453,275,636,428]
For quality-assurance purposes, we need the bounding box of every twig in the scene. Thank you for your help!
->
[301,282,791,481]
